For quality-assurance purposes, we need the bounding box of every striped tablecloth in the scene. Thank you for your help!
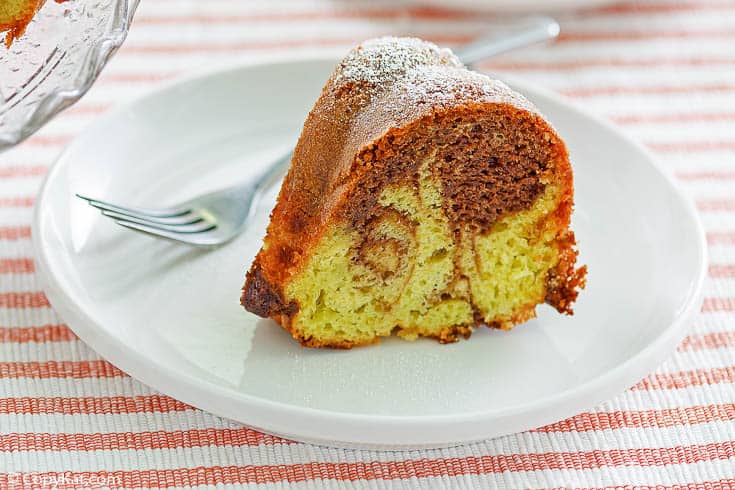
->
[2,0,735,488]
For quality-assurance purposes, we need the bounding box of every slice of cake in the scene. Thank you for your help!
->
[242,37,586,348]
[0,0,56,47]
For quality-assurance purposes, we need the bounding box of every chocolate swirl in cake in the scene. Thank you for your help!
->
[242,37,586,348]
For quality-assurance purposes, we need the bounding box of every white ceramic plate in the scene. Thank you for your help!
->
[33,59,706,449]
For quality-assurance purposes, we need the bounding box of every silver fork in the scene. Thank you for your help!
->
[77,17,560,246]
[77,151,291,246]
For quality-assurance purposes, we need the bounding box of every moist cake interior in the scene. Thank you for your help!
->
[241,37,586,348]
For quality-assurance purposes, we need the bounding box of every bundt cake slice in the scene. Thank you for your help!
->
[242,37,586,348]
[1,0,44,47]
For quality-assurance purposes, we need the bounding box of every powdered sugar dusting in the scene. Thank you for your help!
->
[330,37,536,124]
[333,37,462,89]
[393,65,534,113]
[349,63,538,132]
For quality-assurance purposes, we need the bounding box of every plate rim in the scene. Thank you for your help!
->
[32,57,708,448]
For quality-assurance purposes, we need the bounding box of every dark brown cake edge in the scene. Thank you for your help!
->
[241,265,297,319]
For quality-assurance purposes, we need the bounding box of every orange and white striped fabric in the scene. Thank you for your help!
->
[2,0,735,488]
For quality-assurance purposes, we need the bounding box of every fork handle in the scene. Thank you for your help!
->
[254,151,293,194]
[454,16,560,66]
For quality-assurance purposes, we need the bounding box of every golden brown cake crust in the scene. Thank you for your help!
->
[241,37,585,348]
